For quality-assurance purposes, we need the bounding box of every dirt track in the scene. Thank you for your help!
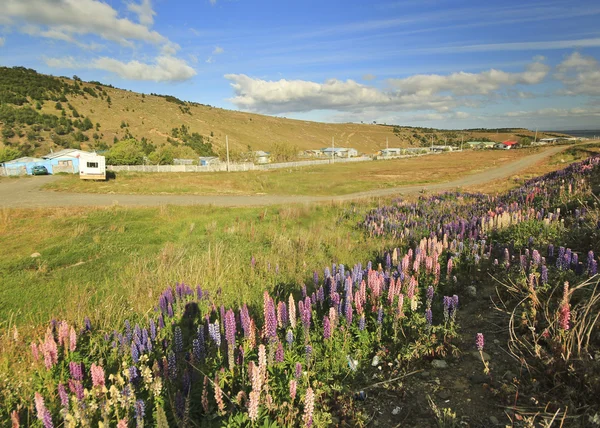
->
[0,146,566,208]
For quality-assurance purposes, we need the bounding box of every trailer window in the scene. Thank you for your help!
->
[87,162,99,168]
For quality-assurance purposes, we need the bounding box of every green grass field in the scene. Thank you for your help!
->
[43,148,540,196]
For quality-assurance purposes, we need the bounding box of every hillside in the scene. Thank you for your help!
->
[0,66,569,163]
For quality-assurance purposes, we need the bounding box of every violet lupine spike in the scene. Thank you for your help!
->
[174,326,184,353]
[301,297,312,331]
[313,271,319,286]
[168,351,177,380]
[240,304,251,338]
[275,342,284,363]
[131,342,139,363]
[57,384,69,409]
[225,309,236,347]
[69,361,83,381]
[358,313,365,331]
[345,299,353,325]
[208,321,221,347]
[377,306,383,325]
[277,301,288,329]
[323,316,331,339]
[541,265,548,284]
[150,319,156,341]
[425,309,433,326]
[295,362,302,379]
[286,329,294,347]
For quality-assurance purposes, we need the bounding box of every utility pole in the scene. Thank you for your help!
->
[226,135,230,172]
[534,128,538,144]
[331,136,335,164]
[386,137,389,150]
[461,135,463,151]
[430,134,434,152]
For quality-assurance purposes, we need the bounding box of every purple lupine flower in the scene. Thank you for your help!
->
[302,284,307,299]
[572,252,579,268]
[313,271,319,286]
[345,300,353,325]
[358,313,365,331]
[84,317,92,332]
[475,333,484,351]
[443,297,451,322]
[275,342,284,363]
[286,329,294,347]
[323,316,331,339]
[425,309,433,326]
[135,399,146,422]
[167,303,174,318]
[590,260,598,276]
[240,304,251,338]
[541,265,548,284]
[305,345,313,362]
[149,319,156,341]
[557,247,565,269]
[168,352,177,380]
[377,306,383,324]
[69,362,83,381]
[225,309,236,347]
[131,342,140,363]
[42,410,53,428]
[532,250,541,266]
[57,384,69,409]
[426,286,434,304]
[196,285,203,299]
[174,326,184,353]
[158,314,165,329]
[182,369,191,394]
[129,365,139,383]
[295,362,302,379]
[317,286,325,306]
[192,339,203,362]
[124,320,132,343]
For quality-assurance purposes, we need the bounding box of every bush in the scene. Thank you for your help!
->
[105,138,146,165]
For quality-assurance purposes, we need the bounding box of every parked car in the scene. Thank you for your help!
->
[32,165,49,175]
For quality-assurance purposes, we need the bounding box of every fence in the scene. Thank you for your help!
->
[106,156,374,174]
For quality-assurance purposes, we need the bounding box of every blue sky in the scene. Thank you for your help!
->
[1,0,600,129]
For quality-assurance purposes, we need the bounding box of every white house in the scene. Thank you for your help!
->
[320,147,358,158]
[254,150,271,164]
[380,148,402,157]
[79,152,106,180]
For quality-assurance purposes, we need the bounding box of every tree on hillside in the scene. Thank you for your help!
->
[269,142,299,162]
[519,137,532,147]
[148,145,174,165]
[105,138,145,165]
[0,147,22,163]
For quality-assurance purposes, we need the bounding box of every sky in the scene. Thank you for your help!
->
[1,0,600,130]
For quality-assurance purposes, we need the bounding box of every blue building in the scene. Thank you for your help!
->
[0,149,91,176]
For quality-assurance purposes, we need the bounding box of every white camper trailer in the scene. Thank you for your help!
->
[79,153,106,180]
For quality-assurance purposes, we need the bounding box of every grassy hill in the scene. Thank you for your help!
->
[0,66,569,163]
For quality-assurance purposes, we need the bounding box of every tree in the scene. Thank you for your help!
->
[55,102,63,110]
[148,145,174,165]
[0,147,21,163]
[105,138,146,165]
[519,137,532,147]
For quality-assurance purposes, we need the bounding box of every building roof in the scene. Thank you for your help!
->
[501,140,518,146]
[254,151,270,156]
[321,147,352,153]
[42,149,94,160]
[2,156,44,165]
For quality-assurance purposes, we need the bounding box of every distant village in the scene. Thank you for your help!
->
[0,135,586,177]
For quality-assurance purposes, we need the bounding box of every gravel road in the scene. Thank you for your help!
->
[0,146,567,208]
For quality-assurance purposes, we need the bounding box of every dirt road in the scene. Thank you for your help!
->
[0,146,567,208]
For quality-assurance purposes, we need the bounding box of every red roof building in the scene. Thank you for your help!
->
[502,140,518,146]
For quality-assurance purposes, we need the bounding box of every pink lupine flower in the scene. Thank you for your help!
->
[90,363,105,388]
[397,293,404,319]
[475,333,485,351]
[201,376,209,413]
[559,282,571,331]
[69,326,77,352]
[58,321,69,348]
[34,392,46,420]
[31,342,39,361]
[248,390,260,422]
[447,258,453,277]
[214,376,225,414]
[43,330,58,369]
[117,419,128,428]
[303,387,315,427]
[290,379,297,401]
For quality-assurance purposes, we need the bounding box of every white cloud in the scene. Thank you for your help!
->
[5,0,167,47]
[420,38,600,54]
[362,73,376,81]
[225,74,455,114]
[555,52,600,95]
[210,0,217,5]
[127,0,155,26]
[224,60,548,115]
[503,107,600,118]
[0,37,4,47]
[387,59,549,96]
[213,46,224,55]
[45,55,196,82]
[22,24,104,50]
[91,56,196,82]
[206,56,214,64]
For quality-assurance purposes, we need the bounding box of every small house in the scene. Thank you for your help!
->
[79,153,106,180]
[430,145,454,153]
[174,158,195,165]
[199,156,221,166]
[254,151,271,164]
[320,147,358,158]
[467,141,496,149]
[380,148,402,158]
[495,140,518,150]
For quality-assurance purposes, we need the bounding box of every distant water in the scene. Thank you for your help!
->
[548,130,600,139]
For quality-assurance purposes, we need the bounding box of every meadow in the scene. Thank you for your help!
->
[44,148,541,196]
[1,146,599,427]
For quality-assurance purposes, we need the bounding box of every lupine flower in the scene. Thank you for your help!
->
[425,309,433,326]
[286,329,294,347]
[447,258,453,277]
[225,309,236,346]
[174,326,184,353]
[323,316,331,339]
[295,362,302,379]
[277,301,288,328]
[135,399,146,423]
[31,342,39,361]
[202,376,210,414]
[168,351,177,380]
[248,390,260,421]
[263,292,277,342]
[69,361,83,381]
[42,330,58,369]
[240,304,251,338]
[559,282,571,330]
[288,294,297,329]
[345,299,353,325]
[57,383,69,409]
[90,363,105,388]
[69,380,84,401]
[303,387,315,427]
[131,342,140,363]
[475,333,484,351]
[305,345,313,362]
[209,321,221,347]
[289,379,297,401]
[358,313,366,330]
[275,341,284,363]
[541,265,548,284]
[117,419,128,428]
[214,377,225,415]
[129,365,139,383]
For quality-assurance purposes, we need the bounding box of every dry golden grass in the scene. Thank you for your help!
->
[45,148,538,196]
